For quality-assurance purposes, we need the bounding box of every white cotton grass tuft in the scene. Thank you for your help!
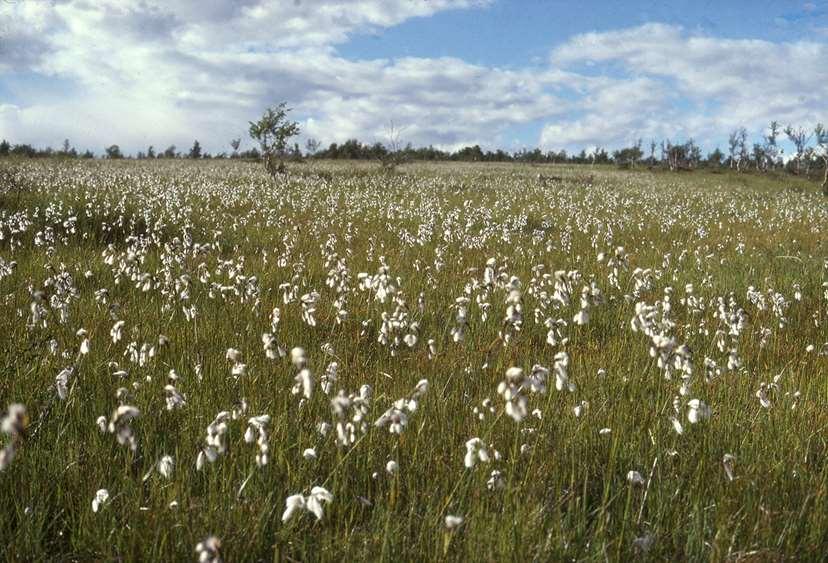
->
[1,404,28,471]
[633,533,655,553]
[245,415,271,467]
[686,399,711,423]
[670,416,684,435]
[281,486,334,523]
[290,347,307,368]
[196,411,230,470]
[464,437,490,468]
[497,367,528,422]
[110,320,125,344]
[487,469,505,490]
[195,536,222,563]
[107,404,140,451]
[157,455,174,479]
[626,470,646,486]
[444,514,464,530]
[723,454,736,482]
[292,368,314,400]
[281,494,305,523]
[374,379,428,434]
[55,367,74,401]
[92,489,110,512]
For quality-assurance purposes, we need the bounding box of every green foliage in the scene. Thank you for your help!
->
[707,147,724,166]
[249,103,300,176]
[104,145,123,159]
[612,141,644,168]
[188,140,202,159]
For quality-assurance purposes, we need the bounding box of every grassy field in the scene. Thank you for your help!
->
[0,159,826,561]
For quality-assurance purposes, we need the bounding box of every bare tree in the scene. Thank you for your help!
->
[230,138,241,158]
[727,130,739,170]
[305,138,320,156]
[662,140,681,171]
[727,128,748,172]
[762,121,781,171]
[379,121,408,172]
[752,144,765,171]
[784,125,812,175]
[815,123,828,195]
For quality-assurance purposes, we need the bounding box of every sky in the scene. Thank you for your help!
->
[0,0,826,156]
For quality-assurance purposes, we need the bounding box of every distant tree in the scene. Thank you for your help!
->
[686,139,702,169]
[105,145,124,159]
[305,138,320,156]
[59,139,78,158]
[707,148,724,167]
[727,131,738,169]
[662,140,689,171]
[82,150,94,159]
[230,138,241,158]
[248,102,300,177]
[612,140,643,169]
[589,147,610,165]
[751,143,765,171]
[163,145,177,159]
[762,121,781,171]
[379,121,409,171]
[727,128,748,172]
[814,123,828,195]
[0,139,10,157]
[648,139,657,166]
[147,145,156,159]
[784,125,812,175]
[188,140,202,159]
[290,142,303,161]
[238,147,261,160]
[11,144,37,158]
[136,151,146,160]
[454,145,485,162]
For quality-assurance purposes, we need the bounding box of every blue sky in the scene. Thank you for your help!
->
[341,1,827,65]
[0,0,826,156]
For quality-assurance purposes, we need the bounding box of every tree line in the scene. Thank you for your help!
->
[2,120,826,185]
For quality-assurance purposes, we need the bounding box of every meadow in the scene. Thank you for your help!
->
[0,159,826,561]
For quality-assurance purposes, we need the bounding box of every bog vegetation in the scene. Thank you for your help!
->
[0,158,827,561]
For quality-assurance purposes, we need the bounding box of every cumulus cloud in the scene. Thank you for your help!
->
[541,23,828,150]
[3,0,569,152]
[0,4,826,155]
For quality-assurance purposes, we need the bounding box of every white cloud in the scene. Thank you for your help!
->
[2,0,569,153]
[541,23,828,151]
[0,6,826,155]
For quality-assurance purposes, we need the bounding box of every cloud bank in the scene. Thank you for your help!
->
[0,2,825,154]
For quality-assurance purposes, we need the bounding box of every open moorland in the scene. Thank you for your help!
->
[1,159,827,561]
